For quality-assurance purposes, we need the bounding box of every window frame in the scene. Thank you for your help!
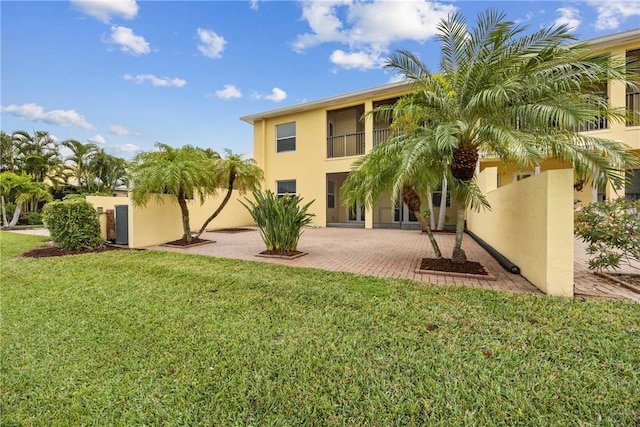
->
[276,179,297,197]
[276,122,296,153]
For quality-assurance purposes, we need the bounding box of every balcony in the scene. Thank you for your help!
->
[373,128,391,147]
[327,132,365,158]
[627,91,640,126]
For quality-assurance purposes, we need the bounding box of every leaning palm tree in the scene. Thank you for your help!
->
[130,143,218,244]
[381,9,639,263]
[194,149,263,238]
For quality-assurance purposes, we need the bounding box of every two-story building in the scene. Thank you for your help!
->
[240,28,640,229]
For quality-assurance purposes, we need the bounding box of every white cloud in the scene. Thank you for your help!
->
[123,73,186,88]
[108,124,139,136]
[554,7,581,30]
[89,134,106,145]
[0,103,92,129]
[213,84,242,100]
[249,0,260,11]
[105,26,150,55]
[71,0,138,23]
[292,0,457,69]
[111,143,141,154]
[197,28,226,59]
[587,0,640,30]
[253,88,287,102]
[330,50,382,70]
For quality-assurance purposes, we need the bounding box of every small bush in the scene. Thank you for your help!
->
[26,211,43,225]
[575,198,640,271]
[242,190,314,252]
[43,199,104,250]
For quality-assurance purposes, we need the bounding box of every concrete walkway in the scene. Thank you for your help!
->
[153,227,639,302]
[7,227,638,302]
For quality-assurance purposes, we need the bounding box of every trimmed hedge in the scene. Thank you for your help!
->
[43,199,104,250]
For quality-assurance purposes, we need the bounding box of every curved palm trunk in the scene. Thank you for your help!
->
[194,175,235,239]
[437,175,448,231]
[176,189,192,243]
[451,205,467,264]
[1,196,8,228]
[402,186,442,259]
[7,203,23,229]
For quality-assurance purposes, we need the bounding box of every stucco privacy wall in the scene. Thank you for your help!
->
[467,168,574,297]
[87,192,254,248]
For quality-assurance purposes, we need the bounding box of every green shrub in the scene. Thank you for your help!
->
[3,202,16,221]
[242,190,315,252]
[42,199,104,250]
[575,198,640,271]
[26,211,43,225]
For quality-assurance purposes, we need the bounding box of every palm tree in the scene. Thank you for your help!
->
[0,131,18,173]
[63,139,98,191]
[0,172,52,229]
[130,143,218,244]
[194,149,263,238]
[376,9,638,263]
[88,149,129,192]
[11,130,63,184]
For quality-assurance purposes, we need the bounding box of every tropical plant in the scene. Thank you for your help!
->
[130,143,218,243]
[0,172,52,229]
[11,130,63,184]
[242,190,315,253]
[63,139,99,191]
[575,198,640,271]
[194,149,263,238]
[356,9,638,263]
[88,148,129,192]
[43,198,104,250]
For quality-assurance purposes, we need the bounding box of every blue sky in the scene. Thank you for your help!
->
[2,0,639,159]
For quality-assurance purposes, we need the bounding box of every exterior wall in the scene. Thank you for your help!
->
[467,168,574,297]
[87,191,255,248]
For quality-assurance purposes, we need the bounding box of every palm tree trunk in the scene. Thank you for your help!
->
[437,175,448,230]
[194,177,235,239]
[401,185,442,259]
[176,190,192,243]
[1,195,8,228]
[8,203,22,229]
[427,192,435,230]
[413,210,442,259]
[451,205,467,263]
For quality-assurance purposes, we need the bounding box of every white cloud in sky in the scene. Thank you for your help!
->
[71,0,138,23]
[111,143,141,154]
[330,50,382,70]
[554,7,581,30]
[108,124,139,136]
[197,28,226,59]
[253,88,287,102]
[88,134,106,145]
[124,73,186,87]
[105,26,150,55]
[587,0,640,30]
[0,103,92,129]
[213,84,242,99]
[292,0,457,70]
[249,0,260,11]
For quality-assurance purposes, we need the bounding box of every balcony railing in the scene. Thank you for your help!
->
[627,91,640,126]
[327,132,365,158]
[373,128,391,147]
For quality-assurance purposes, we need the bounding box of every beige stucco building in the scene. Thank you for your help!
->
[241,28,640,231]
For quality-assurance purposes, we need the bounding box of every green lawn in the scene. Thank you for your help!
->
[2,232,639,426]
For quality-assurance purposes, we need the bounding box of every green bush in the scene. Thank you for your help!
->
[26,211,43,225]
[575,198,640,271]
[42,199,104,250]
[3,202,16,221]
[242,190,315,253]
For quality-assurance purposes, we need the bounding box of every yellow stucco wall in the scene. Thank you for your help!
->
[87,191,255,248]
[467,168,574,297]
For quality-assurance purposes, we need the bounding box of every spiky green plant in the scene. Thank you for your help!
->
[242,190,314,253]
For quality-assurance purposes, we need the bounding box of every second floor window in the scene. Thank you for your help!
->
[276,122,296,153]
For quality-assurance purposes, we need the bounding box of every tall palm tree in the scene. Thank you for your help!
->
[378,9,638,263]
[130,143,218,243]
[11,130,63,184]
[194,149,263,238]
[88,149,129,192]
[63,139,98,191]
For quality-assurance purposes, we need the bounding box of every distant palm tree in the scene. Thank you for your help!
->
[88,149,129,192]
[194,149,263,238]
[130,143,218,243]
[63,139,98,191]
[359,9,638,263]
[11,130,63,184]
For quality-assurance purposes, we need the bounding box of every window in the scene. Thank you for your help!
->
[514,172,533,182]
[327,180,335,209]
[276,180,296,197]
[276,122,296,153]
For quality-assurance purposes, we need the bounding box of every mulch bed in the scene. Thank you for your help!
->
[255,250,308,260]
[210,228,255,234]
[417,257,495,280]
[162,237,216,248]
[21,244,131,258]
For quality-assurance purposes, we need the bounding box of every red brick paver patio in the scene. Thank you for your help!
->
[152,227,640,302]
